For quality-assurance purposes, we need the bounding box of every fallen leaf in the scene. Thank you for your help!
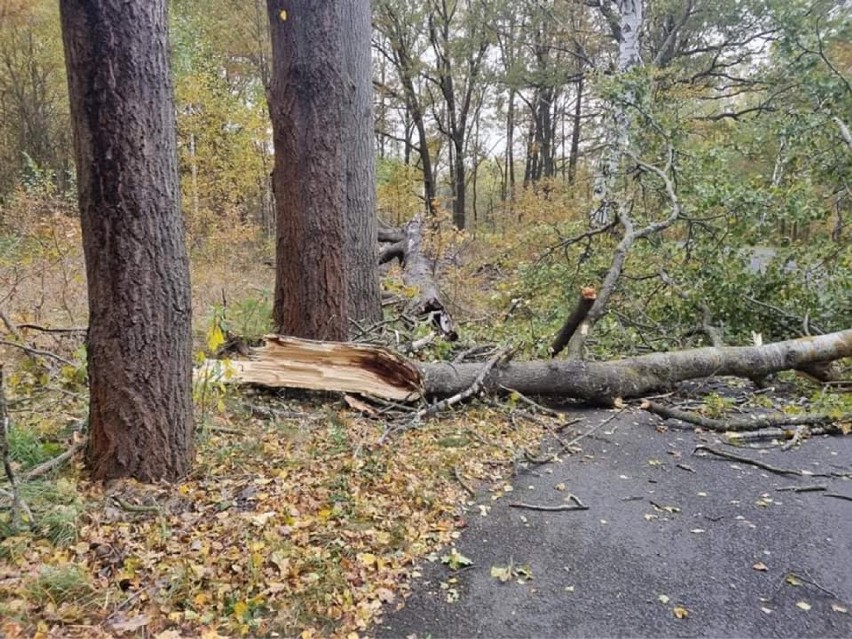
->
[673,606,689,619]
[786,574,803,586]
[752,562,768,572]
[108,614,151,634]
[831,603,848,613]
[796,601,812,611]
[690,529,705,534]
[441,549,473,571]
[658,594,670,604]
[491,565,512,582]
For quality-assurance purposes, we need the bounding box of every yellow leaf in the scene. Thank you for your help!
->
[831,603,848,613]
[673,606,689,619]
[358,552,377,567]
[658,594,670,604]
[752,562,768,572]
[207,323,225,352]
[279,9,287,21]
[796,601,812,611]
[232,600,249,619]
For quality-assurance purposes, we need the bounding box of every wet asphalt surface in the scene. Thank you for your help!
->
[376,402,852,638]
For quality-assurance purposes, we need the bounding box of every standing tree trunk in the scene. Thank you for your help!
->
[342,0,382,325]
[567,72,583,185]
[267,0,349,340]
[589,0,643,226]
[60,0,194,481]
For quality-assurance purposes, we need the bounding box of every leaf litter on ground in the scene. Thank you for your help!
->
[0,398,550,638]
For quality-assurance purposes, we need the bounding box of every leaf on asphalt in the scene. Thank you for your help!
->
[752,562,768,572]
[441,548,473,571]
[648,459,663,466]
[831,603,848,613]
[652,503,680,514]
[564,585,575,593]
[555,482,567,491]
[796,601,812,611]
[761,607,773,614]
[491,565,512,582]
[786,574,803,586]
[658,594,670,604]
[690,529,705,534]
[673,606,689,619]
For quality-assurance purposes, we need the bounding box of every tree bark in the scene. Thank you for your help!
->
[567,73,583,185]
[422,330,852,402]
[590,0,643,226]
[379,216,456,339]
[60,0,194,481]
[342,0,382,326]
[267,0,349,340]
[219,330,852,405]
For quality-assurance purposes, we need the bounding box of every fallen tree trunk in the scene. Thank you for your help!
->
[215,330,852,404]
[379,215,456,339]
[422,330,852,402]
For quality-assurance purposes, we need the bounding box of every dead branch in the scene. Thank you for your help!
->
[454,467,477,498]
[642,400,847,433]
[693,445,801,475]
[414,347,512,421]
[0,338,77,367]
[23,437,87,481]
[510,494,588,511]
[17,323,88,335]
[776,484,827,492]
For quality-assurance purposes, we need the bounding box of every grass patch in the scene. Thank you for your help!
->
[25,564,94,607]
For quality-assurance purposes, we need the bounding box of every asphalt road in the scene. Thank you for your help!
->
[376,405,852,638]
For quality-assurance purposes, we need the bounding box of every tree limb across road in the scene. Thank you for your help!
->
[210,330,852,405]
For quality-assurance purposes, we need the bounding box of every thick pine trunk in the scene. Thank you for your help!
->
[267,0,349,340]
[60,0,194,481]
[342,0,382,326]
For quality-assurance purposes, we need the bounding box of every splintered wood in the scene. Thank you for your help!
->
[200,335,423,401]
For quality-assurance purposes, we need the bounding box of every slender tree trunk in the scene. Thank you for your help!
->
[504,88,516,204]
[267,0,348,340]
[590,0,643,226]
[60,0,194,481]
[453,139,466,229]
[568,73,583,185]
[342,0,382,325]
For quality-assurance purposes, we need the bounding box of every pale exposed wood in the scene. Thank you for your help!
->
[201,335,422,401]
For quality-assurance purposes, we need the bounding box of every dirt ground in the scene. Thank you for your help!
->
[375,394,852,639]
